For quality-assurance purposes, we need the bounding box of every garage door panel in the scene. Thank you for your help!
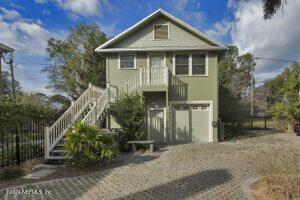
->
[173,110,190,142]
[191,109,209,142]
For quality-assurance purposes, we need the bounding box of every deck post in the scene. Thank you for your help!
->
[139,66,143,86]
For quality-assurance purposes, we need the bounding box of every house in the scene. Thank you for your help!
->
[44,9,226,160]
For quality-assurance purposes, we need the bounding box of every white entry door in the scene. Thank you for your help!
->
[150,55,164,68]
[149,55,164,84]
[148,109,165,142]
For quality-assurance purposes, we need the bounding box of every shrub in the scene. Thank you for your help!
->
[111,93,145,151]
[64,123,117,166]
[0,168,25,180]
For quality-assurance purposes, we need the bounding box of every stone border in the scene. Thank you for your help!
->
[242,177,260,200]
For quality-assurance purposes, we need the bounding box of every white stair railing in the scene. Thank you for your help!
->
[82,84,118,126]
[45,67,168,158]
[45,83,104,157]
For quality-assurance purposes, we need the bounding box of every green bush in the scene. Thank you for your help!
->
[111,93,145,151]
[64,123,117,166]
[0,168,25,180]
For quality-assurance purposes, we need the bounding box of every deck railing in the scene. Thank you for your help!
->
[119,66,168,96]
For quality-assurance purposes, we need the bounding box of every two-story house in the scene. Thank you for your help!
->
[96,9,226,143]
[45,9,226,160]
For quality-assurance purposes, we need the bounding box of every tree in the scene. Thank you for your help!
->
[0,71,21,97]
[43,23,108,99]
[262,0,286,19]
[267,62,300,131]
[111,93,145,151]
[234,0,286,19]
[219,45,255,138]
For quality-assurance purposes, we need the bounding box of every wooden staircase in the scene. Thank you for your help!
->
[44,67,168,161]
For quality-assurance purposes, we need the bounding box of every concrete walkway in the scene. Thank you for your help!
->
[1,133,299,200]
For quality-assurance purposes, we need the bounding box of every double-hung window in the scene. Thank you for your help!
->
[175,54,189,75]
[119,55,135,69]
[192,54,206,75]
[174,54,207,76]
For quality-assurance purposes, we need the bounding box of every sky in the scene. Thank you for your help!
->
[0,0,299,95]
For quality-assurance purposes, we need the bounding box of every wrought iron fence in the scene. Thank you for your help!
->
[0,117,53,167]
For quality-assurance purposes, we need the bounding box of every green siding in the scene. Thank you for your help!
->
[167,52,219,142]
[110,17,211,48]
[106,51,219,142]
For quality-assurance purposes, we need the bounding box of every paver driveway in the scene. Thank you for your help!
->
[1,133,299,200]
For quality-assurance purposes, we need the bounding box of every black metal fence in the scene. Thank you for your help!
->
[0,117,51,167]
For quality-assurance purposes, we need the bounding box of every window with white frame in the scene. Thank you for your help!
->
[119,55,135,69]
[175,54,189,75]
[174,54,207,76]
[192,54,206,75]
[154,25,168,39]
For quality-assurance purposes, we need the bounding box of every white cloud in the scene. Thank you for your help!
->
[35,0,48,4]
[205,19,233,43]
[0,20,51,56]
[54,0,101,16]
[0,7,21,20]
[231,0,300,80]
[42,10,51,15]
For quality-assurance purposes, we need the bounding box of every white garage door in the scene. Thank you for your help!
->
[173,104,210,142]
[191,105,210,142]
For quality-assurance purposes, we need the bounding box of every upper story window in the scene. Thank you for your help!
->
[175,54,189,75]
[192,54,206,75]
[154,25,169,40]
[174,53,208,76]
[119,55,135,69]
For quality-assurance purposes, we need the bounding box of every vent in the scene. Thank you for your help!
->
[154,25,168,39]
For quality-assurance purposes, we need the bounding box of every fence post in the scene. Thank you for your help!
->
[15,127,20,165]
[44,126,50,159]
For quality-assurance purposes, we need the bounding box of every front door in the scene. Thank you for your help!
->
[149,55,164,84]
[148,109,165,142]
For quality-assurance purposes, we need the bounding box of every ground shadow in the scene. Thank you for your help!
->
[115,168,232,200]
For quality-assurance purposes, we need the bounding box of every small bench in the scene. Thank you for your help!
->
[127,141,154,153]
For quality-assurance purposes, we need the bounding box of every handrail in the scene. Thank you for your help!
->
[82,85,118,126]
[118,66,168,97]
[46,83,103,153]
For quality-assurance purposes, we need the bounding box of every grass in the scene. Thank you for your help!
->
[248,144,300,200]
[0,168,25,180]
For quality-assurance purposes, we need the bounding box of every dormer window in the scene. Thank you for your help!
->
[154,25,169,39]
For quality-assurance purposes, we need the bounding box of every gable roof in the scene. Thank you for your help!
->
[96,9,225,52]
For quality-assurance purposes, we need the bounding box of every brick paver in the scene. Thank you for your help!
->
[1,133,299,200]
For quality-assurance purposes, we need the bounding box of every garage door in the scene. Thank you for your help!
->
[172,104,210,142]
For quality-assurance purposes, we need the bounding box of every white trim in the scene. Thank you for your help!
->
[169,100,214,143]
[118,54,137,70]
[147,108,167,142]
[95,9,224,51]
[96,46,227,52]
[173,53,209,76]
[153,24,169,40]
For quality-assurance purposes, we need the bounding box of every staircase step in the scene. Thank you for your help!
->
[47,156,70,160]
[51,150,66,153]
